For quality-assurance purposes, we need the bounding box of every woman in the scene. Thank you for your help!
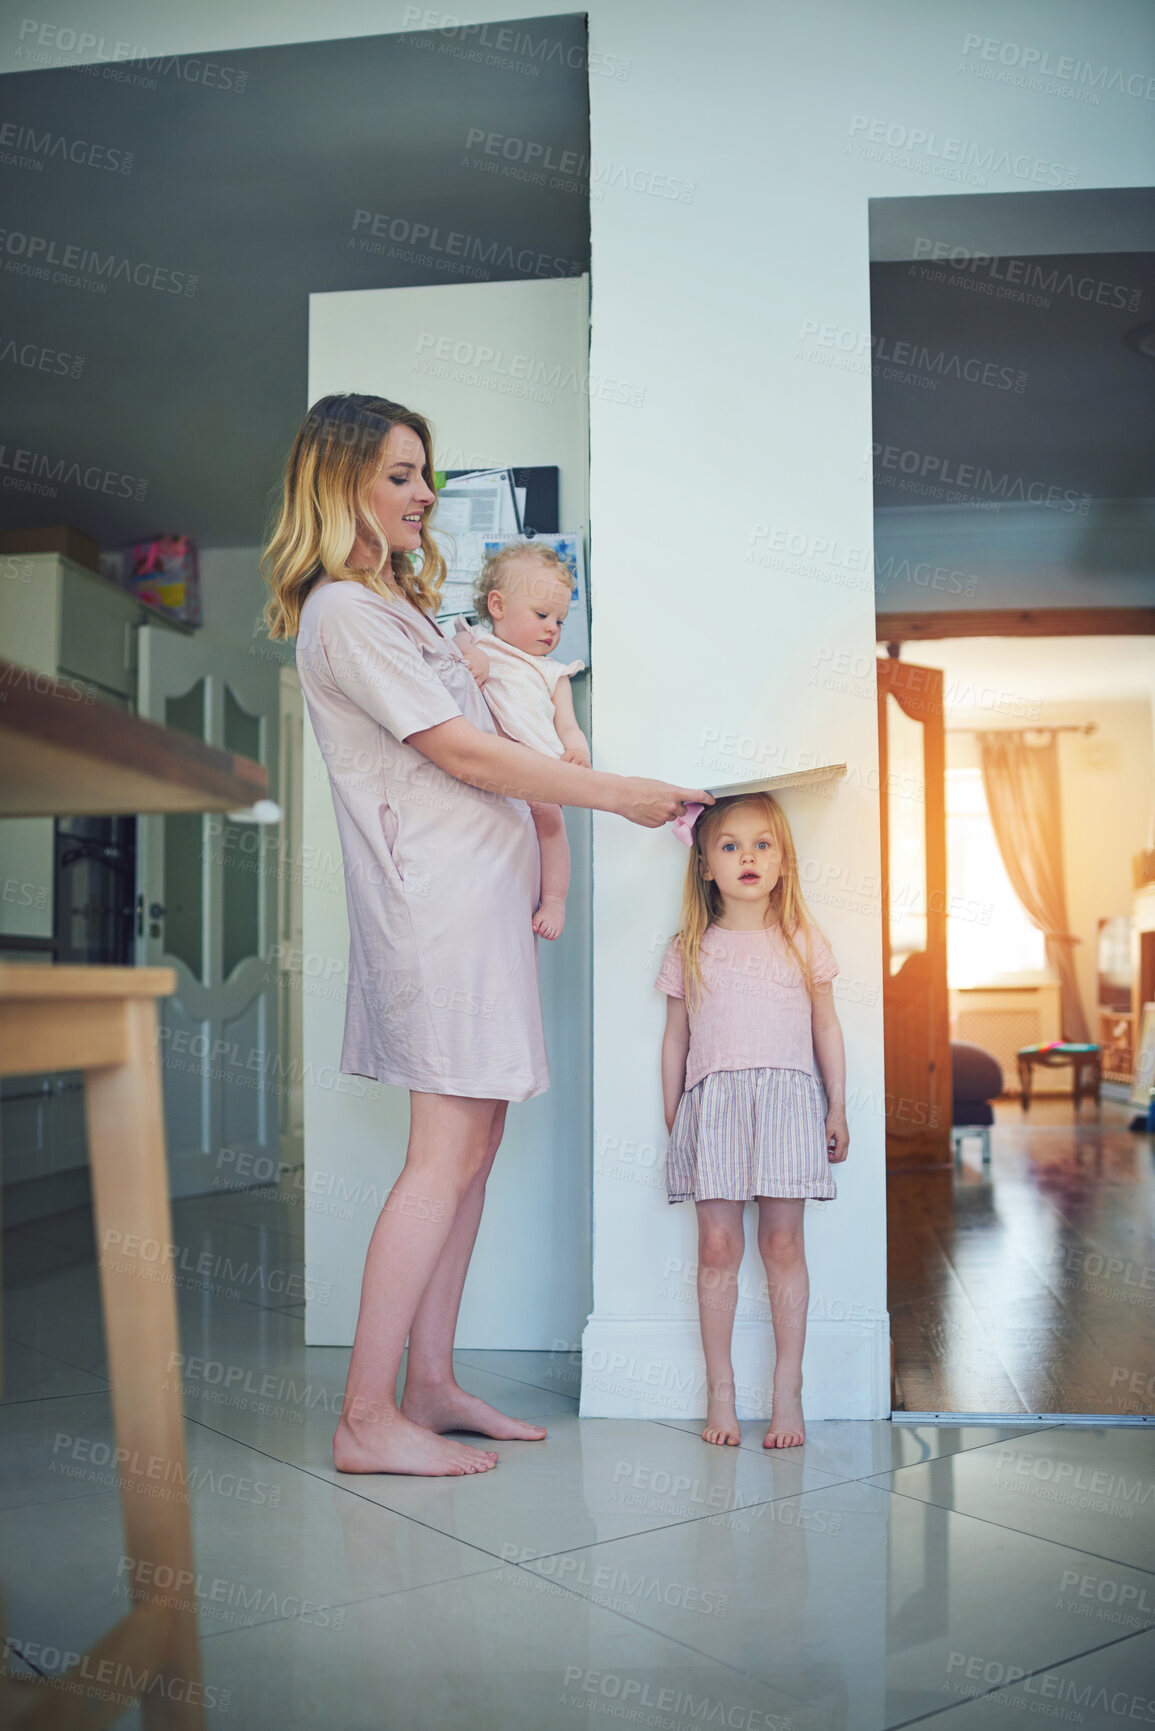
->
[264,393,709,1478]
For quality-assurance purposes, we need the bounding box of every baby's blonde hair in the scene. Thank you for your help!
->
[675,794,826,1017]
[473,539,576,626]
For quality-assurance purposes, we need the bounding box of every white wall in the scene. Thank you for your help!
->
[31,0,1154,1417]
[304,276,592,1347]
[575,0,1151,1421]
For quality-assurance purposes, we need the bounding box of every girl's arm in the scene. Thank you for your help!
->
[407,714,710,828]
[661,995,691,1132]
[811,981,849,1162]
[552,675,591,766]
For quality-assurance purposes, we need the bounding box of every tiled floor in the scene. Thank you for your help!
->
[4,1185,1155,1729]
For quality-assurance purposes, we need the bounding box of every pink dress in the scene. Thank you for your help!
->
[296,575,549,1102]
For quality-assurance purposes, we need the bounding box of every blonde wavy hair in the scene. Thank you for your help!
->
[261,393,447,640]
[676,794,825,1017]
[473,539,576,626]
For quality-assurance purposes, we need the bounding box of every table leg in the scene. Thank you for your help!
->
[84,998,206,1731]
[1018,1056,1032,1111]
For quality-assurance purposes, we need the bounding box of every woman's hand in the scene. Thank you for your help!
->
[825,1108,849,1164]
[614,779,714,829]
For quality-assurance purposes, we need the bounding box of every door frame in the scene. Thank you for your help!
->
[878,603,1155,1424]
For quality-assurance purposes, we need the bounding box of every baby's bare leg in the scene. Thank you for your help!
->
[696,1199,745,1445]
[756,1197,808,1448]
[528,801,569,940]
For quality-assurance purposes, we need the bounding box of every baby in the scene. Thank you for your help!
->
[454,541,588,940]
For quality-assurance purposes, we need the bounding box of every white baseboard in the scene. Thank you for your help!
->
[579,1313,891,1421]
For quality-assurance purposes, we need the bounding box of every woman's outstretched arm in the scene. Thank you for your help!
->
[406,716,711,829]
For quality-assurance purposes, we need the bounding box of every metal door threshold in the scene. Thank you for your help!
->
[894,1411,1155,1426]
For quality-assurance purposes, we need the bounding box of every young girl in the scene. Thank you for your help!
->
[655,793,849,1451]
[455,541,588,940]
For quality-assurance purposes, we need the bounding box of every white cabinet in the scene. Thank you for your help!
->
[0,552,185,1219]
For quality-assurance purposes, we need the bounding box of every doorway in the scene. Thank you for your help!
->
[870,186,1155,1418]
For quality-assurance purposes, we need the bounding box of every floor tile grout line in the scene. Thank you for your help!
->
[881,1624,1155,1730]
[196,1558,527,1644]
[178,1413,886,1564]
[875,1481,1155,1578]
[485,1473,895,1569]
[1,1383,112,1407]
[644,1418,865,1484]
[1,1333,108,1382]
[450,1357,583,1402]
[494,1557,823,1715]
[500,1558,813,1706]
[194,1554,806,1712]
[0,1484,123,1517]
[645,1417,1060,1475]
[178,1412,544,1567]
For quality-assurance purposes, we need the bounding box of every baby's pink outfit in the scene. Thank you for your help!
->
[464,624,584,756]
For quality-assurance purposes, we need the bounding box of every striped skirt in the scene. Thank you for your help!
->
[666,1066,836,1204]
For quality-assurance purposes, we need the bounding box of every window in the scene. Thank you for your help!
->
[946,767,1047,986]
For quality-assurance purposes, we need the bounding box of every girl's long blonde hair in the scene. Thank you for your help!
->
[261,393,447,640]
[676,794,825,1017]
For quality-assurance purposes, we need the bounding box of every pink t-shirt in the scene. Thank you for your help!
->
[655,922,838,1092]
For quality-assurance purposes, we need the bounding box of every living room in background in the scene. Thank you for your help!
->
[871,185,1155,1419]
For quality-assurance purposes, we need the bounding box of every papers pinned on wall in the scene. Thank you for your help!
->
[432,468,524,622]
[434,468,523,538]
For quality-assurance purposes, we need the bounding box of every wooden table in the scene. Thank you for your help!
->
[1017,1041,1102,1112]
[0,662,269,1727]
[0,655,266,818]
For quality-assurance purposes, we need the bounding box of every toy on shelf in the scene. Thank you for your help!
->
[124,534,201,626]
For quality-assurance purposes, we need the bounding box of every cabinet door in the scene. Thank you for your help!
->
[136,627,281,1198]
[58,566,139,700]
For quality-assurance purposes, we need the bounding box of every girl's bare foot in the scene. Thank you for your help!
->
[763,1384,805,1449]
[401,1381,548,1442]
[532,898,566,940]
[702,1387,741,1446]
[333,1409,498,1476]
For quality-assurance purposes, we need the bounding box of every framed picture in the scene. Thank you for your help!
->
[1128,1001,1155,1109]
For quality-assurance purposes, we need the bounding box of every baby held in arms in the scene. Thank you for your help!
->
[454,541,588,940]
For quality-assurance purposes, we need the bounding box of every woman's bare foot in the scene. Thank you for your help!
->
[333,1409,498,1476]
[702,1385,741,1446]
[763,1384,805,1449]
[401,1381,548,1442]
[532,897,567,941]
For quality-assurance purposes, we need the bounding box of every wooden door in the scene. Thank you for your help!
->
[877,656,951,1167]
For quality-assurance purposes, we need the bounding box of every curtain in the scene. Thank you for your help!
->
[977,730,1090,1042]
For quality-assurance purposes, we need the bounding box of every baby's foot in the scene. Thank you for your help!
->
[532,897,567,940]
[763,1382,805,1449]
[702,1387,741,1447]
